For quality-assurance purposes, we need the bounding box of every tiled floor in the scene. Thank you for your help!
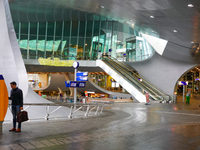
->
[1,96,200,150]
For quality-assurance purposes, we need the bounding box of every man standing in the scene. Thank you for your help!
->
[9,81,23,132]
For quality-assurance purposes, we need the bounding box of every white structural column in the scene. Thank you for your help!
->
[0,0,25,95]
[4,0,28,96]
[129,53,196,97]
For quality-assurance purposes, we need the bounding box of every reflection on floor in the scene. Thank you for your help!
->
[176,93,200,105]
[2,100,200,149]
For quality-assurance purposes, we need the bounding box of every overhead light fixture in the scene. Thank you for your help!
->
[188,4,194,7]
[191,41,194,43]
[150,16,154,18]
[173,30,177,32]
[101,6,104,8]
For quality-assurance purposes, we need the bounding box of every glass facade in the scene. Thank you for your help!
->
[14,15,154,61]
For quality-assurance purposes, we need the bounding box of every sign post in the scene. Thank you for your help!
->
[73,62,79,109]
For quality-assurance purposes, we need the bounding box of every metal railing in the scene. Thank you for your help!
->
[8,102,112,121]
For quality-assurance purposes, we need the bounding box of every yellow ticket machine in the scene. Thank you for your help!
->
[0,75,8,134]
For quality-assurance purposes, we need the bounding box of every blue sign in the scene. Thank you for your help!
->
[77,76,88,81]
[77,72,88,76]
[70,81,78,88]
[77,82,86,88]
[65,81,86,88]
[181,81,188,85]
[65,81,70,87]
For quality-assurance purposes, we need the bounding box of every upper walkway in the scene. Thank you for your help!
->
[1,97,200,150]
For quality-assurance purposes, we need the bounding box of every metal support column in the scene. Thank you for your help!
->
[74,67,77,109]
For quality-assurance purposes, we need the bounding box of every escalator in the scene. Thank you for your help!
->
[97,56,168,102]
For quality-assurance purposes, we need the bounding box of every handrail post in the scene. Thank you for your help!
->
[84,105,90,116]
[45,105,50,120]
[100,103,104,113]
[68,106,73,118]
[95,104,100,115]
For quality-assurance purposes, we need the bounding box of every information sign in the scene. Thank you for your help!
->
[65,81,86,88]
[77,76,88,81]
[77,72,88,76]
[77,82,86,88]
[70,81,77,87]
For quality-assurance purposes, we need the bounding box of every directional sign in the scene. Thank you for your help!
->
[77,76,88,81]
[77,72,88,76]
[65,81,86,88]
[77,82,86,88]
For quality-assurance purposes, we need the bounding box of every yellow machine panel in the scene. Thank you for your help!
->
[0,75,8,121]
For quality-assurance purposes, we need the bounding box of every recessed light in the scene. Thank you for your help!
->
[173,30,177,32]
[150,16,154,18]
[191,41,194,43]
[101,6,104,8]
[188,4,194,7]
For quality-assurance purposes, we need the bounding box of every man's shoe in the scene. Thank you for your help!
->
[9,128,16,132]
[15,128,21,132]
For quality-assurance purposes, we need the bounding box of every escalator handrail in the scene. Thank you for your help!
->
[102,58,162,100]
[108,56,166,96]
[103,57,161,97]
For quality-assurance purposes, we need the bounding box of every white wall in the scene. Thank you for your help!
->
[127,53,196,97]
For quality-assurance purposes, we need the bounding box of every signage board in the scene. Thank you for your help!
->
[65,81,70,87]
[146,93,149,103]
[77,72,88,76]
[77,82,86,88]
[77,76,88,81]
[65,81,86,88]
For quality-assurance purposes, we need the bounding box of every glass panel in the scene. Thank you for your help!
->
[112,22,118,59]
[77,38,84,60]
[86,21,93,38]
[85,38,92,60]
[54,22,63,58]
[79,21,85,38]
[91,21,100,60]
[69,38,77,60]
[136,39,143,61]
[63,21,70,37]
[46,22,54,58]
[62,37,69,60]
[130,27,134,36]
[105,21,112,54]
[29,23,37,59]
[71,21,78,37]
[38,22,46,58]
[20,23,28,59]
[56,22,63,37]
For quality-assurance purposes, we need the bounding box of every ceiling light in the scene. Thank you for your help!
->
[150,16,154,18]
[101,6,104,8]
[173,30,177,32]
[188,4,194,7]
[191,41,194,43]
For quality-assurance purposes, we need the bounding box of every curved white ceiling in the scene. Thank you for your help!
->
[9,0,200,63]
